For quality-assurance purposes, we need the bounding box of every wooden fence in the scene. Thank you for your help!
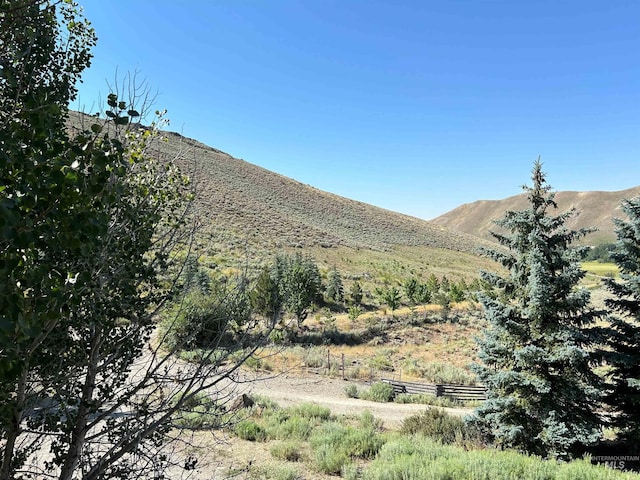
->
[381,378,487,402]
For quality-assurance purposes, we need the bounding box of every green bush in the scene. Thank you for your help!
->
[400,408,467,445]
[310,422,385,460]
[314,443,351,475]
[394,392,463,408]
[361,382,395,402]
[362,436,638,480]
[302,347,326,368]
[265,415,314,441]
[270,441,304,462]
[234,420,267,442]
[170,391,224,429]
[368,355,394,371]
[289,402,332,421]
[401,359,477,385]
[250,463,301,480]
[359,410,384,432]
[344,384,359,398]
[159,287,250,351]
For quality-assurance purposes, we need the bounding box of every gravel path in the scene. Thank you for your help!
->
[241,371,472,429]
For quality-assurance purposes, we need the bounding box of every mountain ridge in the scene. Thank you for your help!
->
[432,187,640,245]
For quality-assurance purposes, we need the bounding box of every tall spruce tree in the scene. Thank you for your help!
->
[469,161,603,459]
[602,196,640,446]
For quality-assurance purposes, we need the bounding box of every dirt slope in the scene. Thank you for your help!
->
[432,187,640,245]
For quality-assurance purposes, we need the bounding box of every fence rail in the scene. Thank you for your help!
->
[381,378,486,402]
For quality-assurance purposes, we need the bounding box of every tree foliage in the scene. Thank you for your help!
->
[325,266,344,303]
[602,197,640,445]
[274,253,322,326]
[250,266,282,321]
[0,2,266,478]
[350,280,363,306]
[377,286,401,312]
[469,161,603,459]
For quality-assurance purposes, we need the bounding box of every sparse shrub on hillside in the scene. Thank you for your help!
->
[310,421,385,474]
[401,408,469,445]
[270,441,304,462]
[347,305,363,321]
[235,420,267,442]
[363,436,636,480]
[344,384,359,398]
[251,464,301,480]
[361,382,395,402]
[368,355,394,372]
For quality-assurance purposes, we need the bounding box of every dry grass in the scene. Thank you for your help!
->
[432,188,640,245]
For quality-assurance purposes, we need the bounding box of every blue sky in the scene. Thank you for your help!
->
[74,1,639,220]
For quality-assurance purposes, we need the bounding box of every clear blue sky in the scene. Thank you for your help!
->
[73,1,640,220]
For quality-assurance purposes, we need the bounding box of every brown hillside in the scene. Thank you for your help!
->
[134,126,491,255]
[67,111,492,266]
[432,187,640,245]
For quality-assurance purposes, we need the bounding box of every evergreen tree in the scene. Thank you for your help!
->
[602,197,640,445]
[350,280,363,305]
[251,267,281,322]
[469,161,604,459]
[403,278,420,305]
[377,286,401,312]
[325,266,344,303]
[277,253,322,326]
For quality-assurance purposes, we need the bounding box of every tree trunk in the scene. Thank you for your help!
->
[58,328,102,480]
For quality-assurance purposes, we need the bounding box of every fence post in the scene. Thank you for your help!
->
[341,353,345,380]
[327,348,330,375]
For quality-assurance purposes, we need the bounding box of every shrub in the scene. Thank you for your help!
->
[361,382,395,402]
[265,415,314,441]
[344,384,359,398]
[170,391,224,429]
[289,403,331,421]
[251,463,300,480]
[270,441,304,462]
[311,422,385,461]
[363,436,636,480]
[348,305,363,321]
[314,443,350,475]
[401,408,466,445]
[302,347,326,368]
[394,393,465,408]
[368,355,394,371]
[234,420,267,442]
[359,410,384,432]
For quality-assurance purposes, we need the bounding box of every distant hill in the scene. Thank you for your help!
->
[432,187,640,245]
[67,111,496,282]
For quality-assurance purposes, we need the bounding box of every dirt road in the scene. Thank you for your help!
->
[241,371,472,429]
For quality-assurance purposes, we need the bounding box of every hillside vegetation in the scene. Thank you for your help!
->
[69,112,490,254]
[432,186,640,245]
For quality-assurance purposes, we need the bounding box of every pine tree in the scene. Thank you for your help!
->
[350,280,363,305]
[251,267,281,322]
[469,161,604,459]
[602,196,640,445]
[326,266,345,303]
